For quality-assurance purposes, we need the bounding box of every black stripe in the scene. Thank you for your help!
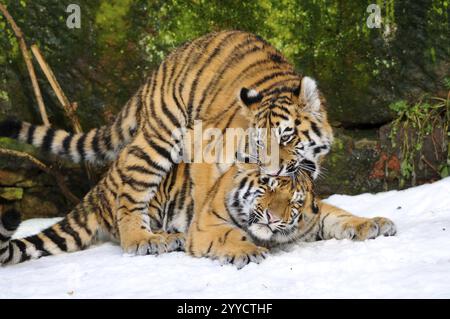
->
[115,121,126,146]
[269,111,290,121]
[24,235,51,257]
[26,125,36,145]
[14,240,30,263]
[62,134,73,157]
[260,82,300,96]
[253,71,296,88]
[73,207,89,233]
[60,219,83,248]
[205,241,213,254]
[42,227,68,252]
[117,205,147,214]
[209,58,275,109]
[117,167,159,190]
[319,212,332,240]
[3,242,14,264]
[197,36,257,111]
[166,53,188,121]
[120,193,146,205]
[126,165,157,175]
[211,210,228,222]
[223,229,233,243]
[41,128,56,152]
[92,129,103,160]
[107,173,120,191]
[302,130,311,141]
[146,139,173,165]
[103,130,113,150]
[161,102,181,129]
[159,59,181,129]
[0,246,8,256]
[77,134,87,161]
[147,67,173,137]
[188,32,238,117]
[0,118,22,139]
[275,104,291,114]
[311,122,322,138]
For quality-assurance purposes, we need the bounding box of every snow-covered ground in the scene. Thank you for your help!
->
[1,177,450,298]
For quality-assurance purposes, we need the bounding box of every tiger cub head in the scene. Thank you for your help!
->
[227,167,320,246]
[239,76,333,180]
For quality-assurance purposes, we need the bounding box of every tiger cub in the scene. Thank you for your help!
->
[186,164,396,268]
[0,162,396,268]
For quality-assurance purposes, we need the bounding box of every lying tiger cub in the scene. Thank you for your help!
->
[185,163,396,268]
[0,162,395,268]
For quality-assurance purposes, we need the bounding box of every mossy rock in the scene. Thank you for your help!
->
[0,187,24,201]
[18,187,69,220]
[0,169,26,185]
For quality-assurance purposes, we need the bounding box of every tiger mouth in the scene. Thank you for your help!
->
[253,223,273,231]
[266,159,316,177]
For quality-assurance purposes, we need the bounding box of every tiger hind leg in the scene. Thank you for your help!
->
[123,232,185,255]
[110,129,179,254]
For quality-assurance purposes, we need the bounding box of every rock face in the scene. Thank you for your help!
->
[0,138,92,220]
[378,121,448,184]
[316,129,385,197]
[317,124,448,198]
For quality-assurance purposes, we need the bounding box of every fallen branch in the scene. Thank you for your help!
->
[0,148,80,205]
[30,45,95,182]
[0,3,49,125]
[30,45,82,133]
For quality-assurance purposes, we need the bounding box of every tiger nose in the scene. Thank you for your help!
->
[266,210,280,223]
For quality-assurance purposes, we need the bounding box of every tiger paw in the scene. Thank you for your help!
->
[339,218,380,241]
[372,217,396,237]
[216,244,269,269]
[163,232,186,252]
[122,232,171,256]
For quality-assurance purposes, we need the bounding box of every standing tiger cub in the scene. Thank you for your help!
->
[0,30,396,268]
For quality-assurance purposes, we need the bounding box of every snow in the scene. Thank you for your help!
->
[1,177,450,298]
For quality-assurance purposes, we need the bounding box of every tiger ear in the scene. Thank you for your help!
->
[240,88,262,108]
[298,76,321,113]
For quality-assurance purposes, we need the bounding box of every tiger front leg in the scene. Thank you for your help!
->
[318,202,396,241]
[187,217,268,269]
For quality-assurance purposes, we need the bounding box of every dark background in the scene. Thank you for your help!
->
[0,0,448,219]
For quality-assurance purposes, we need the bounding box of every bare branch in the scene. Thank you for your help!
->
[0,3,49,125]
[30,45,83,133]
[30,44,96,182]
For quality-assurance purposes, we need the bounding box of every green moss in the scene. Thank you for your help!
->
[0,137,40,155]
[0,187,23,200]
